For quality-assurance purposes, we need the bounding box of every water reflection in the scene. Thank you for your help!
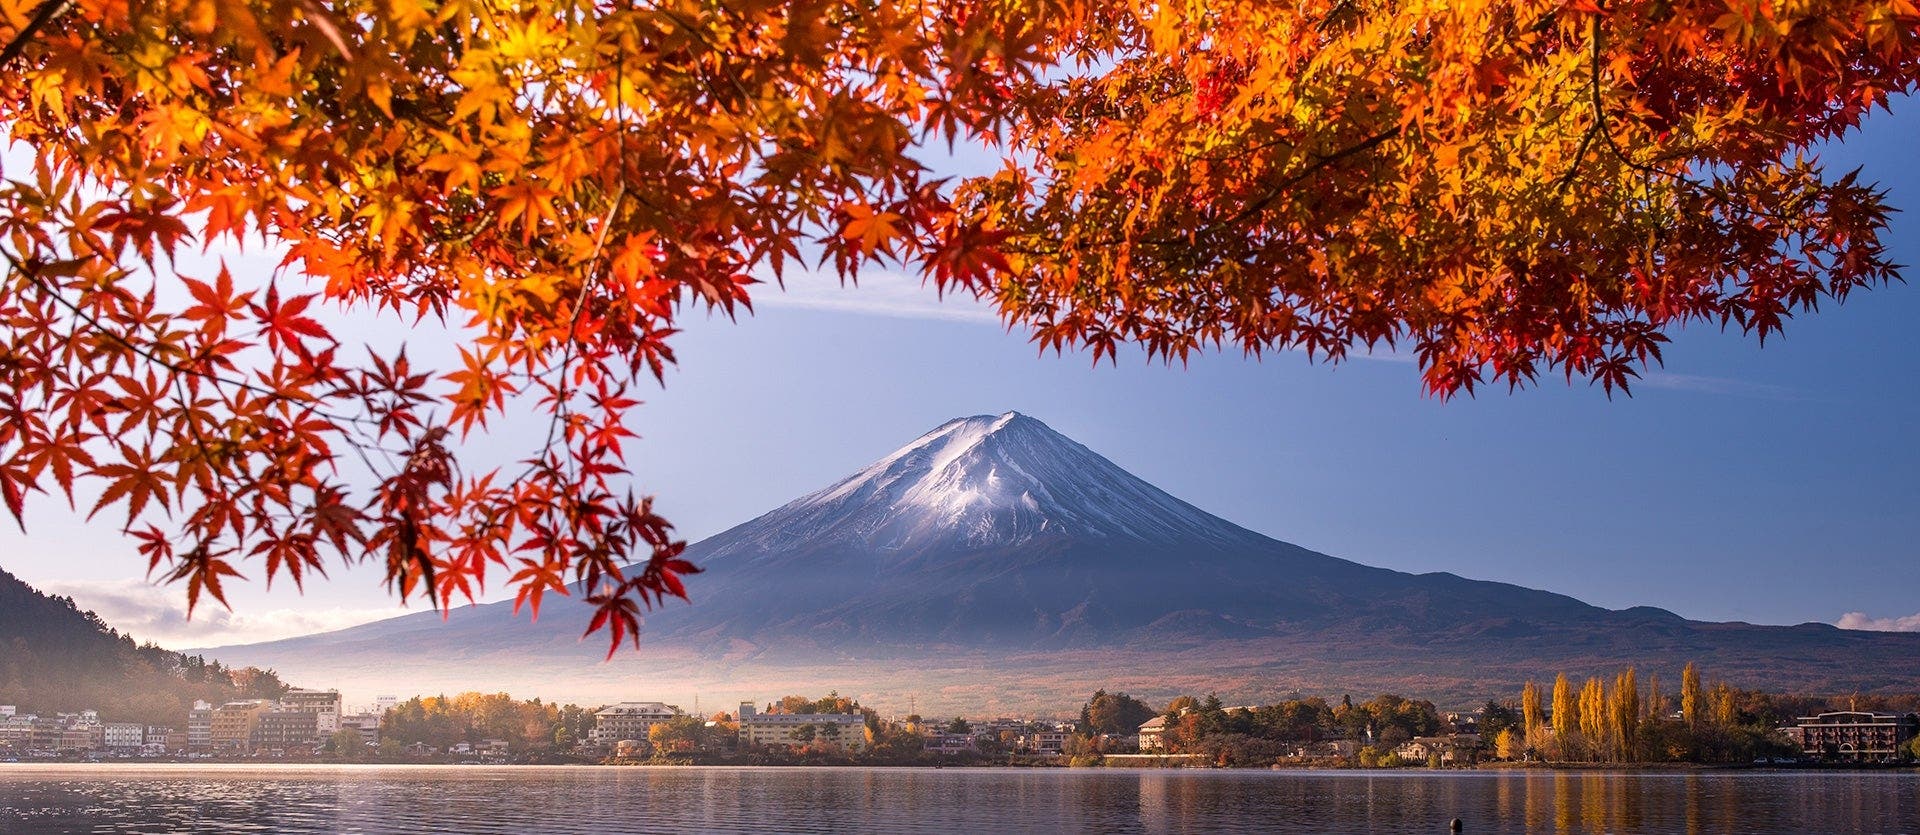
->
[0,765,1915,834]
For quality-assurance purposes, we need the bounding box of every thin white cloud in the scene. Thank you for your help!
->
[40,579,410,650]
[1639,371,1799,400]
[754,272,1003,325]
[1835,611,1920,632]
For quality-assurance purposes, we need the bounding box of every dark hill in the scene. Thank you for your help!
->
[0,567,291,725]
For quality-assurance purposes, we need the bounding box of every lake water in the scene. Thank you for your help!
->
[1,764,1916,833]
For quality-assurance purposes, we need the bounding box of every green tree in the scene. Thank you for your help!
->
[1080,690,1158,736]
[1480,700,1519,744]
[945,717,971,735]
[327,729,367,761]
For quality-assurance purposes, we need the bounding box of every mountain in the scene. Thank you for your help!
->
[194,412,1920,714]
[0,567,292,725]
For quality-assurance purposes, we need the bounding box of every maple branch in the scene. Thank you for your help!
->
[4,256,376,429]
[0,0,69,74]
[528,183,626,487]
[1584,17,1681,188]
[1215,126,1402,230]
[1574,16,1804,228]
[1004,126,1403,257]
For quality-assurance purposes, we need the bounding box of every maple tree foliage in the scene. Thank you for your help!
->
[0,0,1913,650]
[952,0,1915,394]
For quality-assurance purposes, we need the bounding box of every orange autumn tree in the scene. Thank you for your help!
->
[0,0,1914,649]
[954,0,1914,393]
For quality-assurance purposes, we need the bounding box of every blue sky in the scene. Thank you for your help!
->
[4,102,1918,649]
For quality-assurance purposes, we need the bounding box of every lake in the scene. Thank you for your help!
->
[1,764,1916,833]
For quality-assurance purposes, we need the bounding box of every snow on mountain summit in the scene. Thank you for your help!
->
[720,411,1263,553]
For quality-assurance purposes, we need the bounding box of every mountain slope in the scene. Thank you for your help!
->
[0,567,291,725]
[194,413,1920,712]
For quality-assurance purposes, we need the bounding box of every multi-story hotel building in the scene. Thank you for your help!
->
[209,701,273,751]
[280,689,344,735]
[1795,711,1920,761]
[590,702,681,743]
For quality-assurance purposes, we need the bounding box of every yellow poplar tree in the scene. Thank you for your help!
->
[1579,676,1607,761]
[1521,681,1544,749]
[1551,674,1576,760]
[1610,667,1639,762]
[1681,663,1703,727]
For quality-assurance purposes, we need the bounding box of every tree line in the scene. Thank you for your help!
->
[0,567,290,726]
[1484,663,1920,764]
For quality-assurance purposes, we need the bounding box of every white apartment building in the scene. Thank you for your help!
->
[102,722,145,750]
[736,702,867,751]
[187,701,213,750]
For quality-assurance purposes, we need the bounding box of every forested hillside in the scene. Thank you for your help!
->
[0,567,291,725]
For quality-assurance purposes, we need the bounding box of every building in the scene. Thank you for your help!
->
[1137,715,1169,752]
[1796,711,1920,762]
[280,689,343,736]
[923,733,976,755]
[254,710,320,750]
[187,701,214,751]
[102,722,145,750]
[340,712,383,746]
[1024,730,1071,754]
[736,702,867,751]
[209,701,273,751]
[591,702,681,743]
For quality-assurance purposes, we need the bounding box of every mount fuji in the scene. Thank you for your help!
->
[194,412,1920,713]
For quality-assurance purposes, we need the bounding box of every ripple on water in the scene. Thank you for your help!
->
[1,765,1917,834]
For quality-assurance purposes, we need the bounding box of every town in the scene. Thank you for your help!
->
[4,676,1917,768]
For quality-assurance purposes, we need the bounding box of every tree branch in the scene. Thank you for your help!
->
[0,0,70,73]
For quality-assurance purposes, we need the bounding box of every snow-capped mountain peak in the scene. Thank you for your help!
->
[721,411,1260,553]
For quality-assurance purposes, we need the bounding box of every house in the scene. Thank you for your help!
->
[1395,734,1482,765]
[1138,715,1169,752]
[924,733,978,754]
[1023,730,1071,755]
[1795,711,1920,762]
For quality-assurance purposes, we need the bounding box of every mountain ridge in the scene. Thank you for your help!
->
[190,412,1920,713]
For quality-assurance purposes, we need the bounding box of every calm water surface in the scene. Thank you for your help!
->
[1,764,1916,834]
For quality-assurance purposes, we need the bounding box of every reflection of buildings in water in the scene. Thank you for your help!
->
[1136,771,1170,832]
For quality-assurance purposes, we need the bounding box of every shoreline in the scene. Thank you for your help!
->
[5,756,1915,773]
